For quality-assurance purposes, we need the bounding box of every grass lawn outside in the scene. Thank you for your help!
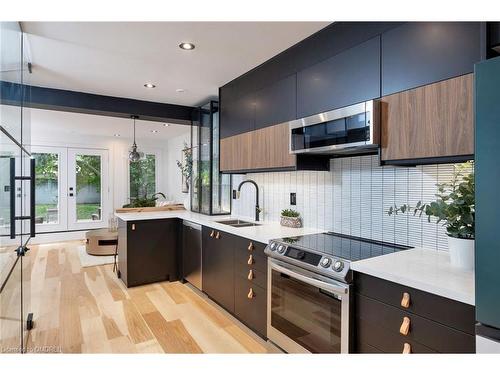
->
[35,203,100,222]
[77,203,101,221]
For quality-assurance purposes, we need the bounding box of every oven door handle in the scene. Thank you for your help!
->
[271,261,348,295]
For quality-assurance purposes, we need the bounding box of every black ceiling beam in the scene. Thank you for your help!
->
[0,80,195,124]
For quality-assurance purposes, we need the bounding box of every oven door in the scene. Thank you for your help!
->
[267,259,350,353]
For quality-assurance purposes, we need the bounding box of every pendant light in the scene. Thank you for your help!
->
[129,115,144,162]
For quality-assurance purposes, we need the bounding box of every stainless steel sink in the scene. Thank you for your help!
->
[216,219,261,228]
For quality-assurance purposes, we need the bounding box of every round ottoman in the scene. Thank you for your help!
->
[85,228,118,256]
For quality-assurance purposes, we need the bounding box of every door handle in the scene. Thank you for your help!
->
[247,288,255,299]
[247,269,254,280]
[29,158,35,238]
[401,292,410,308]
[400,316,411,336]
[9,158,15,239]
[247,242,254,251]
[247,254,254,265]
[402,343,411,354]
[210,230,215,238]
[215,231,220,239]
[9,157,36,239]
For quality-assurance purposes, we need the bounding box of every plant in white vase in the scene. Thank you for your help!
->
[387,162,474,269]
[176,142,193,209]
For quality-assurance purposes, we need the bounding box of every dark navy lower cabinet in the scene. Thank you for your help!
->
[296,35,381,118]
[354,272,475,353]
[382,22,482,96]
[117,218,180,287]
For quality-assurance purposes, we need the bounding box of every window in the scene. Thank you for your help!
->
[33,152,60,224]
[129,154,157,201]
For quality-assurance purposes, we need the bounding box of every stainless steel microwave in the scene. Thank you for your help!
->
[289,100,379,155]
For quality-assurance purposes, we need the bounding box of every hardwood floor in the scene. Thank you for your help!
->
[25,240,270,353]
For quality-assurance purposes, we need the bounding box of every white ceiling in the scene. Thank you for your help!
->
[30,107,190,142]
[21,22,330,107]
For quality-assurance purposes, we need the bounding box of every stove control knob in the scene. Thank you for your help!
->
[277,245,286,254]
[333,260,344,272]
[320,257,332,268]
[269,242,277,251]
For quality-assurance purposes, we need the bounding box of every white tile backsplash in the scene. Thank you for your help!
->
[231,155,470,251]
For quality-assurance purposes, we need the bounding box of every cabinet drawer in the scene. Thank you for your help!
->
[234,263,267,289]
[355,316,435,353]
[234,246,267,273]
[355,293,475,353]
[354,272,475,335]
[234,276,267,337]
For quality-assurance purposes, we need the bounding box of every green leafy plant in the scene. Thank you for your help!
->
[176,142,193,180]
[281,209,301,218]
[123,192,166,208]
[387,162,474,239]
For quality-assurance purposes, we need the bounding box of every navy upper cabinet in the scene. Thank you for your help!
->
[296,36,381,118]
[219,91,255,139]
[255,74,296,129]
[382,22,482,96]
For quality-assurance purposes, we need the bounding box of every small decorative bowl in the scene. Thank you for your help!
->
[280,216,302,228]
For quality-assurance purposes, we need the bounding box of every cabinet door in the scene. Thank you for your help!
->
[234,277,267,337]
[220,131,253,172]
[220,124,296,172]
[255,74,296,129]
[297,36,380,118]
[382,22,481,96]
[219,91,255,139]
[381,74,474,162]
[202,227,234,313]
[251,123,296,171]
[475,56,500,329]
[126,219,179,287]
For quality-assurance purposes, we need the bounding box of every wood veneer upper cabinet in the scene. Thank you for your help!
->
[220,123,296,172]
[380,74,474,163]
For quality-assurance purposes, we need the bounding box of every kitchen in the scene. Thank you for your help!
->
[1,3,500,370]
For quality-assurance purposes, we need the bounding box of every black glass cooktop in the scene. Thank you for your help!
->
[278,232,413,262]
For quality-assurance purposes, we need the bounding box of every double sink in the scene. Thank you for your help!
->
[216,219,262,228]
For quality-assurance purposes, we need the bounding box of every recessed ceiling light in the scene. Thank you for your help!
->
[176,88,185,93]
[151,130,159,133]
[179,42,195,50]
[144,83,156,88]
[114,134,121,137]
[163,123,170,127]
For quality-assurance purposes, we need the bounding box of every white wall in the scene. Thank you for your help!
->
[29,108,190,211]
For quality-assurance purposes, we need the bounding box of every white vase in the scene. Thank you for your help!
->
[447,236,475,270]
[183,186,191,211]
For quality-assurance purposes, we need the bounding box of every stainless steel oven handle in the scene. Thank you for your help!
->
[271,261,348,295]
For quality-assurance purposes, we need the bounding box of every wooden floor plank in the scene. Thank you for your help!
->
[142,312,202,354]
[122,299,154,344]
[45,249,60,279]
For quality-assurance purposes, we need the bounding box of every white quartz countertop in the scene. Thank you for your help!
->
[114,210,324,244]
[351,248,475,306]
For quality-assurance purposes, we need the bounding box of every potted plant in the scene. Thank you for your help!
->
[123,192,166,208]
[176,142,193,209]
[387,162,474,269]
[280,209,302,228]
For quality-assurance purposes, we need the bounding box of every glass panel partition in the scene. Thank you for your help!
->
[190,101,231,215]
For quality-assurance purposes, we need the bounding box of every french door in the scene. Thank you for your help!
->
[32,146,109,233]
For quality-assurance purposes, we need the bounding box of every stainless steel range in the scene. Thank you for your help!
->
[265,232,412,353]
